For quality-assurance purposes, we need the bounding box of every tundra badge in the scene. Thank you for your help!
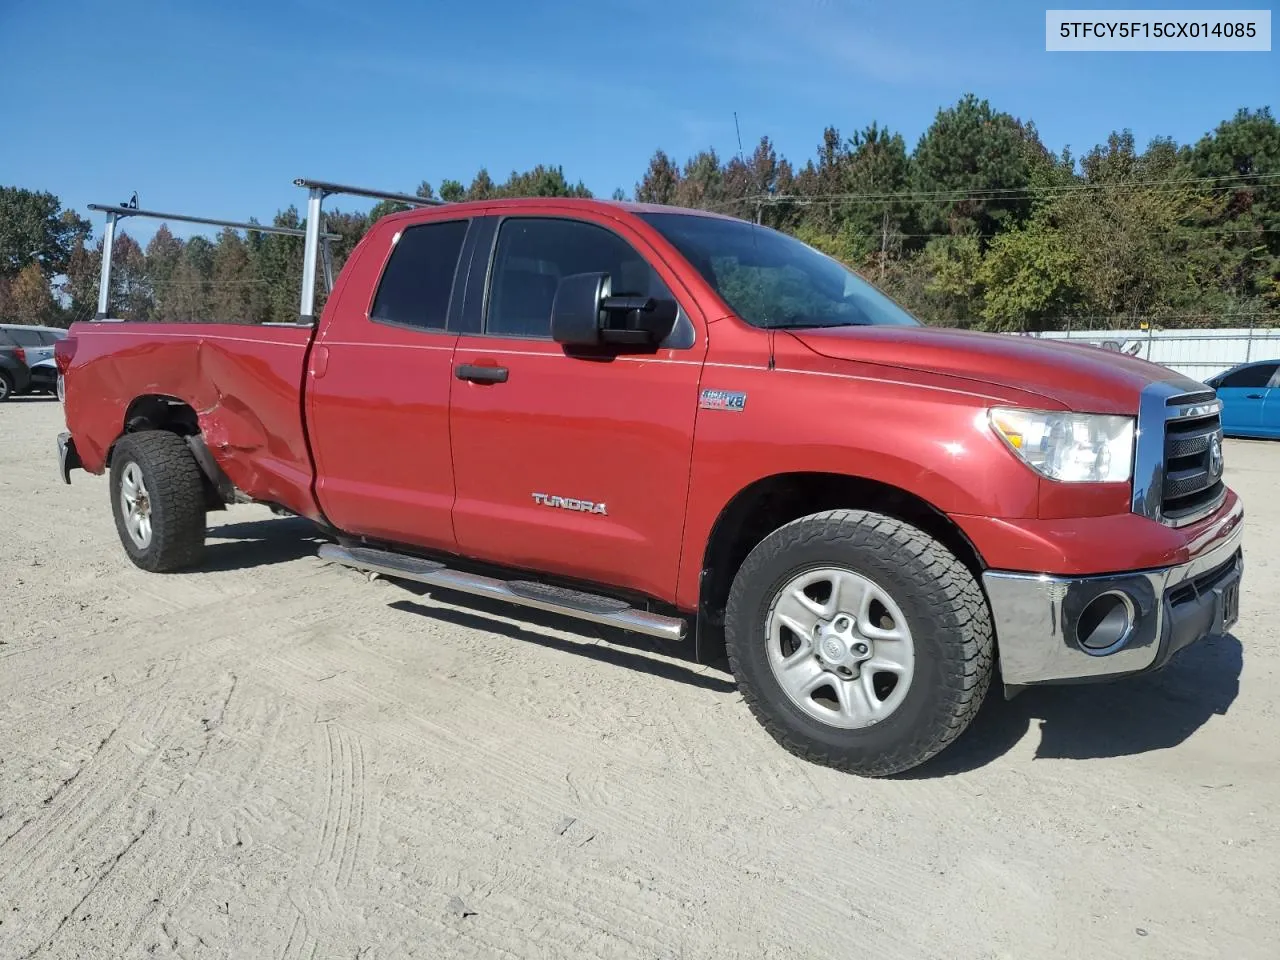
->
[699,389,747,412]
[532,493,608,515]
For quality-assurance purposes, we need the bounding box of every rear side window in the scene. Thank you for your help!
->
[5,328,46,347]
[1219,363,1278,389]
[370,219,469,330]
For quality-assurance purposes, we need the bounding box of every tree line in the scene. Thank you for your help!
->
[1,95,1276,331]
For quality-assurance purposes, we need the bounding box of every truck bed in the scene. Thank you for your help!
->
[64,321,322,520]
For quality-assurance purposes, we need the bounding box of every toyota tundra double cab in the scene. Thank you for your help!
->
[55,190,1244,776]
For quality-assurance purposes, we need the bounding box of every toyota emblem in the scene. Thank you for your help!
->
[1208,434,1223,478]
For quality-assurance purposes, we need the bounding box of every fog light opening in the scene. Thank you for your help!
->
[1077,591,1136,655]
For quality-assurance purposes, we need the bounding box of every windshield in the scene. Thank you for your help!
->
[637,212,921,329]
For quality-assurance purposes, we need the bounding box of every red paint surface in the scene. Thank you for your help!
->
[63,198,1239,610]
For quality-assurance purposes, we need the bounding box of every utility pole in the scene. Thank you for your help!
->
[879,207,889,284]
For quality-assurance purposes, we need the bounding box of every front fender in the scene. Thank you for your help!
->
[675,363,1040,609]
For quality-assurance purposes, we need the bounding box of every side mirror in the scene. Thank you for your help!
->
[550,273,610,346]
[550,272,679,349]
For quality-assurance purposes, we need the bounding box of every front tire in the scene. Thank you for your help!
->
[725,509,993,777]
[109,431,207,572]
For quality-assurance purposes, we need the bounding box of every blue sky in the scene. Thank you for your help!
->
[1,0,1273,243]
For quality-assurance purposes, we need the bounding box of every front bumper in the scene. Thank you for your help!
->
[29,365,57,391]
[983,520,1243,688]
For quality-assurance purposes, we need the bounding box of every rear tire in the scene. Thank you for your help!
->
[725,509,993,777]
[0,371,13,402]
[109,431,207,572]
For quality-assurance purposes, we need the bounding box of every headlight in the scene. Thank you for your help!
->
[989,408,1135,483]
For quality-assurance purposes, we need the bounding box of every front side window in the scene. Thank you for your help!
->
[369,219,469,330]
[1218,363,1278,389]
[638,212,921,330]
[486,218,672,338]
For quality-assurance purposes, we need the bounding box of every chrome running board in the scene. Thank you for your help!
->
[319,543,686,642]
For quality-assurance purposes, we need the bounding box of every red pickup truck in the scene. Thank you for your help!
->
[56,195,1244,776]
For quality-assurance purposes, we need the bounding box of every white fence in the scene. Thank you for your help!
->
[1019,327,1280,381]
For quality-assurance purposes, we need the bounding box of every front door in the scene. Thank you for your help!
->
[1261,368,1280,439]
[448,213,707,601]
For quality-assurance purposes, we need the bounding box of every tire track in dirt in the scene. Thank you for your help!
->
[0,692,182,888]
[0,690,186,956]
[236,589,1148,958]
[0,549,315,661]
[0,566,339,686]
[252,641,942,959]
[13,809,160,960]
[123,677,303,959]
[0,671,270,958]
[272,721,375,959]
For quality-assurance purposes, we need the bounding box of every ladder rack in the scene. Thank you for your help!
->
[87,177,445,323]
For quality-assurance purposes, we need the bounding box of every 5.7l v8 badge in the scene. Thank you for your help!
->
[532,492,608,516]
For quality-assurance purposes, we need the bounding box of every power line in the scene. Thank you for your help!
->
[700,173,1280,210]
[893,171,1272,196]
[801,171,1280,198]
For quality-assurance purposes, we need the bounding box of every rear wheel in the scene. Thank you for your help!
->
[109,431,207,572]
[0,371,13,402]
[725,509,993,777]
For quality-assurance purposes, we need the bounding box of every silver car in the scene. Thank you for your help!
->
[0,325,67,366]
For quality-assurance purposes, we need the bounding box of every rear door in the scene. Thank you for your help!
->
[306,214,484,550]
[448,211,707,601]
[1216,361,1277,435]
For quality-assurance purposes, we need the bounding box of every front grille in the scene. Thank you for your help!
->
[1161,391,1225,524]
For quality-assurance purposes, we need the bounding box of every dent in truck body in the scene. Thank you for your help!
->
[62,323,323,522]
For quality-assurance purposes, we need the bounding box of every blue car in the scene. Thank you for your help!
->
[1206,359,1280,439]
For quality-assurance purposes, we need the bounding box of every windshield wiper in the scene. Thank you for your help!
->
[765,315,873,330]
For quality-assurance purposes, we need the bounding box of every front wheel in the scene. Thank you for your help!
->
[109,430,208,572]
[725,509,994,777]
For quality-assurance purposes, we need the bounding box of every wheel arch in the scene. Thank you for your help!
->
[694,471,988,663]
[110,394,234,509]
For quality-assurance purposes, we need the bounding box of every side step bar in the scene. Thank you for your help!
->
[319,544,687,642]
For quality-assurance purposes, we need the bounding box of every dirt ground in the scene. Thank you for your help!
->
[1,395,1276,960]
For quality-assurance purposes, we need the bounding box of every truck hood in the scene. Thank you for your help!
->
[787,325,1205,414]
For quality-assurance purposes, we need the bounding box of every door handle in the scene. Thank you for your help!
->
[455,363,509,384]
[1246,393,1265,399]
